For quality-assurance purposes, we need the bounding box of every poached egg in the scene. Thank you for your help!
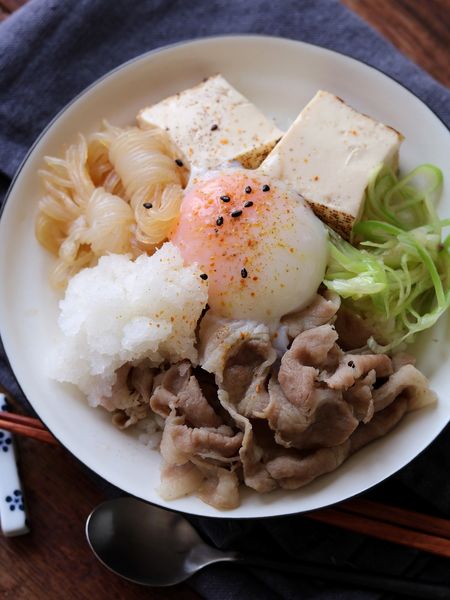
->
[169,169,328,323]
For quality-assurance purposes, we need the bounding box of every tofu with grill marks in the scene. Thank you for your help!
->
[260,90,403,239]
[137,74,283,171]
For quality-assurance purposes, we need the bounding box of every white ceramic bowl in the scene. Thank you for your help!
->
[0,36,449,518]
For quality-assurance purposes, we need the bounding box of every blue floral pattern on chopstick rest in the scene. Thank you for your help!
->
[0,393,30,536]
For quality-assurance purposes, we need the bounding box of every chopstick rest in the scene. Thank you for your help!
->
[0,393,30,537]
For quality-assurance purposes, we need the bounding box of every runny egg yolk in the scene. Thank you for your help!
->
[169,169,328,323]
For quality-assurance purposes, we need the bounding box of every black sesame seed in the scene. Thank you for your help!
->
[231,210,242,218]
[262,184,270,192]
[244,201,253,208]
[211,124,218,131]
[241,268,248,279]
[245,186,252,194]
[348,360,355,368]
[200,273,208,280]
[143,202,153,209]
[175,159,184,167]
[216,216,224,226]
[220,195,230,202]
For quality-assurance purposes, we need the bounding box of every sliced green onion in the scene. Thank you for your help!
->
[324,164,449,352]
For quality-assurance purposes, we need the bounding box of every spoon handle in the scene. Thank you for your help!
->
[235,555,450,599]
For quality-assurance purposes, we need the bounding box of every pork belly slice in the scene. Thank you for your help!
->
[158,413,242,508]
[165,417,243,462]
[373,363,437,413]
[150,361,222,428]
[199,313,279,492]
[343,370,376,423]
[265,442,351,489]
[281,291,341,340]
[199,312,277,418]
[265,377,358,451]
[323,353,393,390]
[158,461,205,501]
[175,305,437,507]
[266,397,408,490]
[334,305,376,351]
[158,457,240,510]
[350,396,408,453]
[154,366,242,466]
[151,358,244,507]
[104,362,157,429]
[192,458,240,511]
[280,323,342,372]
[262,324,359,450]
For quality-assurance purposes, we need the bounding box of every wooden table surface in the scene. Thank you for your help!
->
[0,1,449,599]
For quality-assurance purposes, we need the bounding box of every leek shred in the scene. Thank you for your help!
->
[324,165,449,352]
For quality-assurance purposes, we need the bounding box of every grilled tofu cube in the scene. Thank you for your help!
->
[261,90,403,239]
[137,75,283,171]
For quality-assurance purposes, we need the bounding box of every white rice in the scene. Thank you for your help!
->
[137,416,163,449]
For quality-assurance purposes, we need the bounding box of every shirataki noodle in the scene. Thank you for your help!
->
[36,122,189,288]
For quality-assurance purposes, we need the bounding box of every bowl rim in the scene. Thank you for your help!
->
[0,34,449,519]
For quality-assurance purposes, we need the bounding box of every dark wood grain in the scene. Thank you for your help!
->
[0,0,27,11]
[0,0,24,19]
[0,2,449,599]
[342,0,450,86]
[0,435,199,600]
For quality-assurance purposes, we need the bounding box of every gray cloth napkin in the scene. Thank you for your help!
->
[1,1,449,598]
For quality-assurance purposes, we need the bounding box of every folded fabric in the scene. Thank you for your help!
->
[0,1,449,598]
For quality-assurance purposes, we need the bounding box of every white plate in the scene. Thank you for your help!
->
[0,36,449,518]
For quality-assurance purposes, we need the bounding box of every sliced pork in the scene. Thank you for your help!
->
[113,295,436,510]
[166,419,243,461]
[199,313,279,492]
[334,305,376,350]
[265,442,351,489]
[193,458,240,510]
[262,325,359,449]
[158,461,205,500]
[350,396,409,453]
[281,291,341,339]
[103,363,155,429]
[265,397,409,490]
[264,377,358,450]
[373,363,436,412]
[324,353,392,390]
[150,359,242,505]
[343,370,376,423]
[199,312,276,418]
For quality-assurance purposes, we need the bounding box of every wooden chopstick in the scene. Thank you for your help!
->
[305,507,450,559]
[2,409,450,560]
[0,411,47,430]
[0,413,59,446]
[340,497,450,540]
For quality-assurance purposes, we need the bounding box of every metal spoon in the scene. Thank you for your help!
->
[86,497,450,598]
